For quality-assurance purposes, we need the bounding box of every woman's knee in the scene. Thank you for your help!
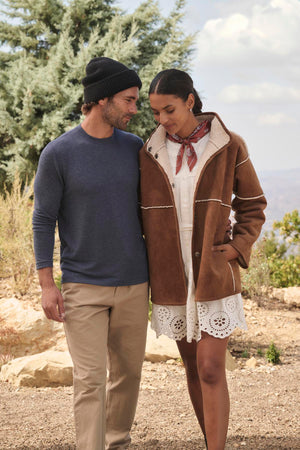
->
[198,358,225,385]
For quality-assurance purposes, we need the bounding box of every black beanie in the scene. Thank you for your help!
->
[82,57,142,103]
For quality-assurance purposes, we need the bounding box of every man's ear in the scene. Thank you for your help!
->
[98,97,108,107]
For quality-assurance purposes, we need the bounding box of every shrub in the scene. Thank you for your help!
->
[241,245,270,298]
[241,349,250,358]
[0,175,35,294]
[266,342,281,364]
[257,348,264,357]
[268,254,300,288]
[242,211,300,294]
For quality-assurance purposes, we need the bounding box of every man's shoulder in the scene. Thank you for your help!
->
[39,126,81,162]
[115,128,143,149]
[46,125,81,150]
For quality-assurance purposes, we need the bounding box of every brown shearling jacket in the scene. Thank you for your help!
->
[139,112,267,305]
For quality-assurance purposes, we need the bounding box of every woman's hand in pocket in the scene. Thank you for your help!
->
[212,243,239,261]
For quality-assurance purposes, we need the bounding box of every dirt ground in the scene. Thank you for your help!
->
[0,294,299,449]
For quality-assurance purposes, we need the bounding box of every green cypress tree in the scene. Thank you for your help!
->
[0,0,193,185]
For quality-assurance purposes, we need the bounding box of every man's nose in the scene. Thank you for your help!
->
[129,103,137,115]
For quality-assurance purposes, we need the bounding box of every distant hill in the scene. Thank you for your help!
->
[258,168,300,232]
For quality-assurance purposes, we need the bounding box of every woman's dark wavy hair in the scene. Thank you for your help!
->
[149,69,202,114]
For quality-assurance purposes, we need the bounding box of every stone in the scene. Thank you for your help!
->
[166,359,178,365]
[0,350,73,387]
[0,297,67,357]
[145,323,179,361]
[271,287,300,307]
[225,349,237,371]
[246,356,258,368]
[145,323,237,370]
[144,353,170,363]
[1,297,238,372]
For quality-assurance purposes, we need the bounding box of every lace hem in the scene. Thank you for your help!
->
[151,294,248,342]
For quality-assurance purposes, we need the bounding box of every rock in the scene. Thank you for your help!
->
[166,359,178,365]
[246,356,258,368]
[1,297,239,370]
[0,351,73,387]
[226,350,237,371]
[145,324,237,370]
[145,324,179,361]
[0,297,67,357]
[144,353,170,363]
[271,287,300,307]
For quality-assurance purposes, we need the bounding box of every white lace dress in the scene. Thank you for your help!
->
[151,134,248,343]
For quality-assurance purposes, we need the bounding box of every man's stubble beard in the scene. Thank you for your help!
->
[102,100,133,131]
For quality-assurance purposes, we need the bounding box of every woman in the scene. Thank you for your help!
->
[139,69,266,450]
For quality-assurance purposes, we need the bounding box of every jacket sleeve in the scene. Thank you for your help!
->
[230,138,267,269]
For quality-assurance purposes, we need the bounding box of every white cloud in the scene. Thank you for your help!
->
[219,83,300,103]
[196,0,300,66]
[257,113,296,125]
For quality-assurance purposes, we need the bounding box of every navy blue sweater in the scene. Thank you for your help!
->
[33,125,148,286]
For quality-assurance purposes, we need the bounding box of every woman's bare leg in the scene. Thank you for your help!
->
[176,338,206,439]
[196,332,230,450]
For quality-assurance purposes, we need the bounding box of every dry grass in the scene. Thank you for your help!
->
[0,175,35,294]
[0,315,19,368]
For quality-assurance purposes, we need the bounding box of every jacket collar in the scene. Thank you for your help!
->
[145,112,231,186]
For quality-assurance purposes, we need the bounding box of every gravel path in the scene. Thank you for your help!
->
[1,295,299,449]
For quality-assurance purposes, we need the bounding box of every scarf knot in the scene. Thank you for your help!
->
[166,120,211,174]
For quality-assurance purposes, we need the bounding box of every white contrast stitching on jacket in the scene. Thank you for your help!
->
[141,205,174,210]
[195,199,231,208]
[235,193,265,200]
[228,262,236,292]
[235,156,249,168]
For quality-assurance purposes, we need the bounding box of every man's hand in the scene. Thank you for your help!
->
[41,285,65,322]
[38,267,65,322]
[212,243,239,261]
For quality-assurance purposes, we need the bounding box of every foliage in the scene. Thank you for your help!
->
[242,210,300,293]
[241,244,270,298]
[0,174,35,294]
[266,342,281,365]
[148,297,152,321]
[0,0,193,186]
[273,209,300,248]
[267,253,300,288]
[241,348,250,358]
[55,273,62,290]
[267,210,300,287]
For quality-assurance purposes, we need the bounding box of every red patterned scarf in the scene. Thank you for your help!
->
[166,120,211,174]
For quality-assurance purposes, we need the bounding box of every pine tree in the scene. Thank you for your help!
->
[0,0,193,185]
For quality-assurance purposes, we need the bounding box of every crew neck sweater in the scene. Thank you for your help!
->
[33,125,148,286]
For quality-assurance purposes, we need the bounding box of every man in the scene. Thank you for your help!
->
[33,57,149,450]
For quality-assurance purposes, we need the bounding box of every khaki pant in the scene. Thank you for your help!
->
[62,282,149,450]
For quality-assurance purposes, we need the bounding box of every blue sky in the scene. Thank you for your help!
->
[117,0,300,173]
